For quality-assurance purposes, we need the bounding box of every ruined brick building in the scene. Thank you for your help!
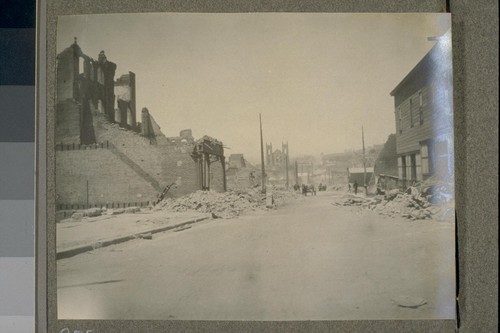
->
[225,154,261,190]
[55,40,226,210]
[114,72,137,130]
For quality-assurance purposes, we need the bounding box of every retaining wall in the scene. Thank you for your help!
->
[56,148,158,206]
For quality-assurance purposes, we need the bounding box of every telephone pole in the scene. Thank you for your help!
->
[295,160,298,185]
[259,114,266,193]
[284,142,289,189]
[362,126,367,193]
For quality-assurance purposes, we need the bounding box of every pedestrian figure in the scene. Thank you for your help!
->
[249,171,255,186]
[302,184,307,196]
[348,183,351,192]
[353,181,358,195]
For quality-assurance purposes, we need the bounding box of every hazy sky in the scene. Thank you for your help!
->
[57,13,450,164]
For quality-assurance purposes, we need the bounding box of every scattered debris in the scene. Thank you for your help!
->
[71,212,84,221]
[110,208,125,215]
[70,207,102,221]
[138,232,153,240]
[155,188,300,219]
[125,207,140,214]
[332,180,454,221]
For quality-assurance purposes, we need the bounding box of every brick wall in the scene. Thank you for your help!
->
[56,149,158,206]
[227,168,258,190]
[56,100,81,144]
[93,112,201,196]
[56,108,227,207]
[209,159,225,192]
[159,145,199,196]
[56,48,76,102]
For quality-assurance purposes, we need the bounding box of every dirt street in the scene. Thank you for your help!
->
[57,191,455,320]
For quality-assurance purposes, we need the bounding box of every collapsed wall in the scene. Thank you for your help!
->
[92,112,202,195]
[226,156,260,190]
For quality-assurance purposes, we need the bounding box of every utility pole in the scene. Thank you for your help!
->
[362,126,367,193]
[295,160,298,185]
[311,162,314,185]
[284,142,289,189]
[259,114,266,193]
[86,180,89,209]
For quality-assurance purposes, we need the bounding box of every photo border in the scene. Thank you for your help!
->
[36,0,498,332]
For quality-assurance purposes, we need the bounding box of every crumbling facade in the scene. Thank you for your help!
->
[191,136,226,191]
[56,39,117,144]
[140,107,157,142]
[390,30,453,186]
[114,72,136,129]
[226,154,260,190]
[55,40,227,210]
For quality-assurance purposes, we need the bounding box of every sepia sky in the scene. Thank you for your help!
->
[57,13,450,164]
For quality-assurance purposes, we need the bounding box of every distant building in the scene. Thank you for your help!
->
[265,142,288,168]
[390,30,453,185]
[347,167,374,186]
[226,154,261,190]
[228,154,246,169]
[321,145,383,185]
[265,142,290,186]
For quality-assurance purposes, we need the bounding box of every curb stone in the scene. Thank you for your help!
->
[57,215,210,259]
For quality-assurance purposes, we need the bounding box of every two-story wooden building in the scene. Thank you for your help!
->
[390,30,453,186]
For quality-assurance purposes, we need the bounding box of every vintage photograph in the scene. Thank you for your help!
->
[54,13,455,320]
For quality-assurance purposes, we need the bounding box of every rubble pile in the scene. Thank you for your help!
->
[418,176,455,206]
[156,189,264,218]
[334,185,454,221]
[70,207,103,221]
[156,188,300,219]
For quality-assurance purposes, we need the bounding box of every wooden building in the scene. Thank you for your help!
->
[390,30,453,186]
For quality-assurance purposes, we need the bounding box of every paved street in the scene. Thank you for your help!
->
[57,191,455,320]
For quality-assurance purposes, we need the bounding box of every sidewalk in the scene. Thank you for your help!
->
[57,210,210,259]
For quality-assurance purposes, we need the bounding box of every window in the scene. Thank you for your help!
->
[97,67,104,84]
[421,143,430,175]
[79,57,85,75]
[401,155,407,179]
[409,98,414,128]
